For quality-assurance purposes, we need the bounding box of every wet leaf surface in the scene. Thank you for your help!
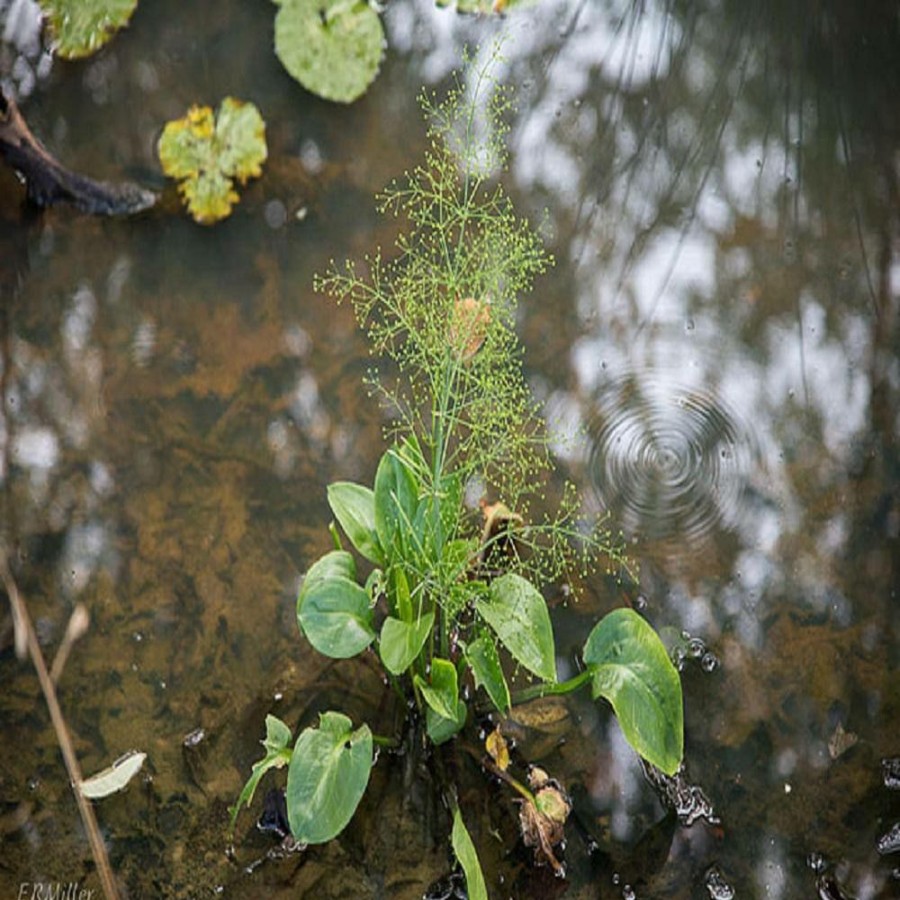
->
[273,0,385,104]
[40,0,137,58]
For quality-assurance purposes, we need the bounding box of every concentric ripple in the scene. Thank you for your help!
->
[586,372,759,548]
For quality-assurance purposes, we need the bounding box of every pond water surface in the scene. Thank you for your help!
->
[1,1,898,898]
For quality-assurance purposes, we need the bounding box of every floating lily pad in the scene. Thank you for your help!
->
[273,0,385,104]
[40,0,137,59]
[157,97,267,225]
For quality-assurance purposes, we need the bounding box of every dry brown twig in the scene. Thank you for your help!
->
[0,554,120,900]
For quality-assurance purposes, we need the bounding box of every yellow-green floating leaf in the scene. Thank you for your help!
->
[40,0,137,59]
[157,97,267,225]
[274,0,384,104]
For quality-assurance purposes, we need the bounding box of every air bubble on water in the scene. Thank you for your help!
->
[622,885,636,900]
[633,593,648,612]
[685,318,695,333]
[807,852,826,873]
[701,651,720,673]
[672,647,686,672]
[688,637,706,658]
[704,865,735,899]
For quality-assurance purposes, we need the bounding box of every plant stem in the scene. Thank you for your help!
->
[508,669,593,705]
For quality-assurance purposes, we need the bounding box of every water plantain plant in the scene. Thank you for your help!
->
[232,53,683,893]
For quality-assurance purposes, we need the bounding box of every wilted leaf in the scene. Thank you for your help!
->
[40,0,137,59]
[274,0,385,104]
[485,726,509,771]
[518,767,570,874]
[828,722,858,760]
[79,750,146,799]
[449,297,490,361]
[157,97,267,224]
[287,711,372,843]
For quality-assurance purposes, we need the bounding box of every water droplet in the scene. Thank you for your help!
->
[622,885,636,900]
[633,593,648,612]
[701,651,720,673]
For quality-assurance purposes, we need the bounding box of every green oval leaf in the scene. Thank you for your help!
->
[374,447,419,555]
[380,612,434,676]
[426,699,467,745]
[451,807,488,900]
[297,574,374,658]
[41,0,137,59]
[327,482,383,564]
[274,0,385,104]
[583,608,684,776]
[476,573,557,683]
[286,711,373,843]
[157,97,267,225]
[415,657,459,721]
[463,632,510,715]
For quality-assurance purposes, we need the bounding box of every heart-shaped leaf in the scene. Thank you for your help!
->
[476,573,556,683]
[583,608,683,776]
[297,573,374,658]
[273,0,385,104]
[380,612,434,675]
[287,711,372,843]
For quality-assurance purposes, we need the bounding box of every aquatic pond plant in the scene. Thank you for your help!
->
[232,55,683,893]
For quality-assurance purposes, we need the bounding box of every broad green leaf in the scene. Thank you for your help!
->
[157,97,267,225]
[583,608,684,776]
[476,573,557,683]
[380,612,434,676]
[374,446,419,555]
[229,715,293,832]
[426,698,467,745]
[463,632,510,715]
[450,807,488,900]
[40,0,136,59]
[297,575,374,658]
[286,712,373,843]
[327,482,384,564]
[415,657,459,721]
[274,0,385,105]
[300,550,356,596]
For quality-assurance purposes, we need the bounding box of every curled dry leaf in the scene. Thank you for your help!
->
[449,297,490,362]
[478,499,523,572]
[485,725,509,771]
[518,766,571,876]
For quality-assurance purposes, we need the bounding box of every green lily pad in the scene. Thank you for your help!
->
[157,97,267,225]
[40,0,137,59]
[273,0,385,104]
